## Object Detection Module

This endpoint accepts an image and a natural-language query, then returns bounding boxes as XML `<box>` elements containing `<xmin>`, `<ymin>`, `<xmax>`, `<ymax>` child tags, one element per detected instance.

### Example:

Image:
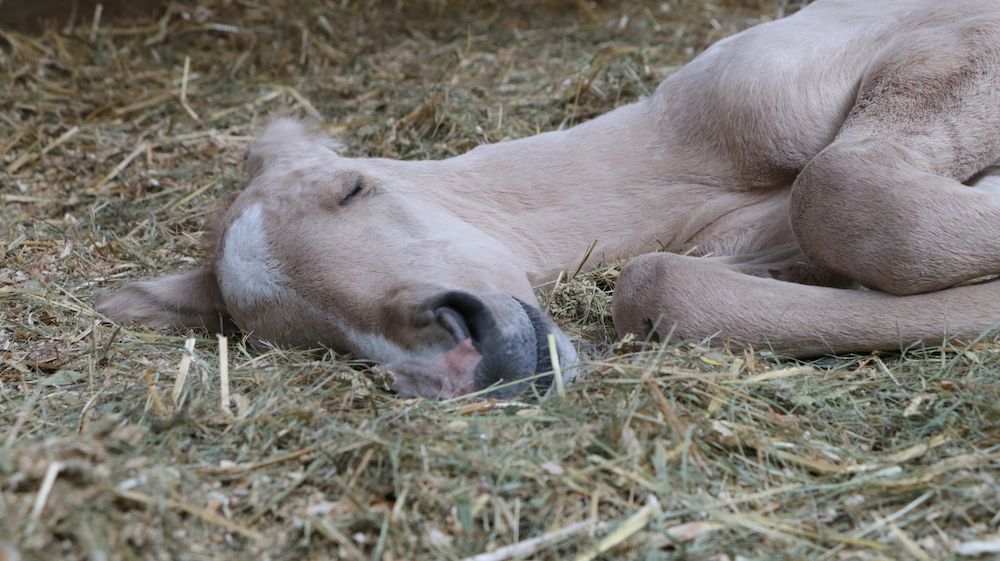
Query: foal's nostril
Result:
<box><xmin>432</xmin><ymin>291</ymin><xmax>492</xmax><ymax>344</ymax></box>
<box><xmin>435</xmin><ymin>307</ymin><xmax>472</xmax><ymax>342</ymax></box>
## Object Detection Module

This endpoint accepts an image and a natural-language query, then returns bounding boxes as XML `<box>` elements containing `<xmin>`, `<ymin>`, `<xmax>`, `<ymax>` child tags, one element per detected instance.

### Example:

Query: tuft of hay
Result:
<box><xmin>3</xmin><ymin>1</ymin><xmax>1000</xmax><ymax>559</ymax></box>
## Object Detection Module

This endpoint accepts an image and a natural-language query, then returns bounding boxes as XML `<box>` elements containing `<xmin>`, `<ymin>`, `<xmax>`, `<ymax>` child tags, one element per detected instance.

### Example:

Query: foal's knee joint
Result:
<box><xmin>613</xmin><ymin>253</ymin><xmax>700</xmax><ymax>342</ymax></box>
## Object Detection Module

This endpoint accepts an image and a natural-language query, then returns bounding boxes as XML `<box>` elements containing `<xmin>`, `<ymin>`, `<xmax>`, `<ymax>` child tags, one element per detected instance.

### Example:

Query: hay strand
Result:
<box><xmin>574</xmin><ymin>497</ymin><xmax>661</xmax><ymax>561</ymax></box>
<box><xmin>547</xmin><ymin>333</ymin><xmax>565</xmax><ymax>399</ymax></box>
<box><xmin>89</xmin><ymin>141</ymin><xmax>150</xmax><ymax>192</ymax></box>
<box><xmin>218</xmin><ymin>334</ymin><xmax>231</xmax><ymax>416</ymax></box>
<box><xmin>25</xmin><ymin>461</ymin><xmax>62</xmax><ymax>535</ymax></box>
<box><xmin>172</xmin><ymin>337</ymin><xmax>195</xmax><ymax>405</ymax></box>
<box><xmin>462</xmin><ymin>518</ymin><xmax>607</xmax><ymax>561</ymax></box>
<box><xmin>115</xmin><ymin>489</ymin><xmax>267</xmax><ymax>543</ymax></box>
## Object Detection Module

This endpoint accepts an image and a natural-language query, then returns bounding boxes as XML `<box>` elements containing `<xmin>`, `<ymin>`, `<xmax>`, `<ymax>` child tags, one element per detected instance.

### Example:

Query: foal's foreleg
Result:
<box><xmin>612</xmin><ymin>252</ymin><xmax>1000</xmax><ymax>357</ymax></box>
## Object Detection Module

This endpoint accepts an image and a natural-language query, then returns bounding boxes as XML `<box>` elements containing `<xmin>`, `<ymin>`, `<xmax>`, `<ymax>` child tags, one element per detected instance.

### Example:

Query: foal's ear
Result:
<box><xmin>245</xmin><ymin>118</ymin><xmax>343</xmax><ymax>179</ymax></box>
<box><xmin>96</xmin><ymin>267</ymin><xmax>233</xmax><ymax>332</ymax></box>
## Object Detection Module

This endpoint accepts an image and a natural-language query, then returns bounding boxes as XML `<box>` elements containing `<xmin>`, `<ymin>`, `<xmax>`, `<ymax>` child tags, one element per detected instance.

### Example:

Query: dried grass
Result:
<box><xmin>3</xmin><ymin>1</ymin><xmax>1000</xmax><ymax>559</ymax></box>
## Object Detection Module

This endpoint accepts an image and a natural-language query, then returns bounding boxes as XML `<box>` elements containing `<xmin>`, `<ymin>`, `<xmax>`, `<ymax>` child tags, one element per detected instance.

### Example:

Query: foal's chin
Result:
<box><xmin>378</xmin><ymin>292</ymin><xmax>577</xmax><ymax>400</ymax></box>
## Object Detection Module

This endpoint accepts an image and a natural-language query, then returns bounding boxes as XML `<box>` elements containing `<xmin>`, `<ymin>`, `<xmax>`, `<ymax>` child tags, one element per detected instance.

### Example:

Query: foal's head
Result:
<box><xmin>97</xmin><ymin>119</ymin><xmax>576</xmax><ymax>398</ymax></box>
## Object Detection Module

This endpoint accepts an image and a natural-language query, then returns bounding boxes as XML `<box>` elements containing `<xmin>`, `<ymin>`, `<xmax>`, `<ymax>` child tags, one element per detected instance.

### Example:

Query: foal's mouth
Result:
<box><xmin>384</xmin><ymin>292</ymin><xmax>576</xmax><ymax>399</ymax></box>
<box><xmin>465</xmin><ymin>294</ymin><xmax>576</xmax><ymax>399</ymax></box>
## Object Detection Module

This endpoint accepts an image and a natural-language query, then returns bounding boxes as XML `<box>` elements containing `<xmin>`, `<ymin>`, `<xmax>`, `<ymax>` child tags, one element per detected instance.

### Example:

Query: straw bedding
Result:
<box><xmin>2</xmin><ymin>1</ymin><xmax>999</xmax><ymax>559</ymax></box>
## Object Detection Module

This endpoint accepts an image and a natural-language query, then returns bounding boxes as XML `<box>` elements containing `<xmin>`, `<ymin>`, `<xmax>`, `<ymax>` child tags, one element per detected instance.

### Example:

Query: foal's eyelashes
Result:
<box><xmin>340</xmin><ymin>177</ymin><xmax>365</xmax><ymax>206</ymax></box>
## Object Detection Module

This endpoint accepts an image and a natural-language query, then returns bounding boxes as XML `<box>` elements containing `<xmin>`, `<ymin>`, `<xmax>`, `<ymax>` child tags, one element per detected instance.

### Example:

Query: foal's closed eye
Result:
<box><xmin>340</xmin><ymin>179</ymin><xmax>365</xmax><ymax>206</ymax></box>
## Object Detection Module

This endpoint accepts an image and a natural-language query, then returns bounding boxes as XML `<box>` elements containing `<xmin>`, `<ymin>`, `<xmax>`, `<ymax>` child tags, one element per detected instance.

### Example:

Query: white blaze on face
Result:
<box><xmin>218</xmin><ymin>203</ymin><xmax>290</xmax><ymax>308</ymax></box>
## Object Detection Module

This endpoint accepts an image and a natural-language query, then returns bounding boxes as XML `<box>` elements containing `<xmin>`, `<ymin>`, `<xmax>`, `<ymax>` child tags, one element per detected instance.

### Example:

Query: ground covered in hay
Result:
<box><xmin>3</xmin><ymin>0</ymin><xmax>1000</xmax><ymax>559</ymax></box>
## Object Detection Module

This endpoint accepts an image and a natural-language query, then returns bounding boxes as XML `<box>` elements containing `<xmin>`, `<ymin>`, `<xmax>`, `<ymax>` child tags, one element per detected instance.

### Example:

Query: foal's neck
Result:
<box><xmin>363</xmin><ymin>95</ymin><xmax>755</xmax><ymax>283</ymax></box>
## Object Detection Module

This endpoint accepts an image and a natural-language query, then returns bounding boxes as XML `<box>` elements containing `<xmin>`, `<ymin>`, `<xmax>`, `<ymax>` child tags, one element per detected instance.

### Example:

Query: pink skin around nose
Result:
<box><xmin>386</xmin><ymin>338</ymin><xmax>483</xmax><ymax>399</ymax></box>
<box><xmin>440</xmin><ymin>338</ymin><xmax>482</xmax><ymax>397</ymax></box>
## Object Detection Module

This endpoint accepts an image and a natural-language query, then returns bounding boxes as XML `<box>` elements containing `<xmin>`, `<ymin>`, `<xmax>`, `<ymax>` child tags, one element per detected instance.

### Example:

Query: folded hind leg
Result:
<box><xmin>791</xmin><ymin>22</ymin><xmax>1000</xmax><ymax>296</ymax></box>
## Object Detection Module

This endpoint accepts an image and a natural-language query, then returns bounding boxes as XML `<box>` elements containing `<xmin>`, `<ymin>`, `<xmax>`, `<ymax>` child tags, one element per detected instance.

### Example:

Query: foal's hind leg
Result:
<box><xmin>614</xmin><ymin>23</ymin><xmax>1000</xmax><ymax>356</ymax></box>
<box><xmin>791</xmin><ymin>23</ymin><xmax>1000</xmax><ymax>296</ymax></box>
